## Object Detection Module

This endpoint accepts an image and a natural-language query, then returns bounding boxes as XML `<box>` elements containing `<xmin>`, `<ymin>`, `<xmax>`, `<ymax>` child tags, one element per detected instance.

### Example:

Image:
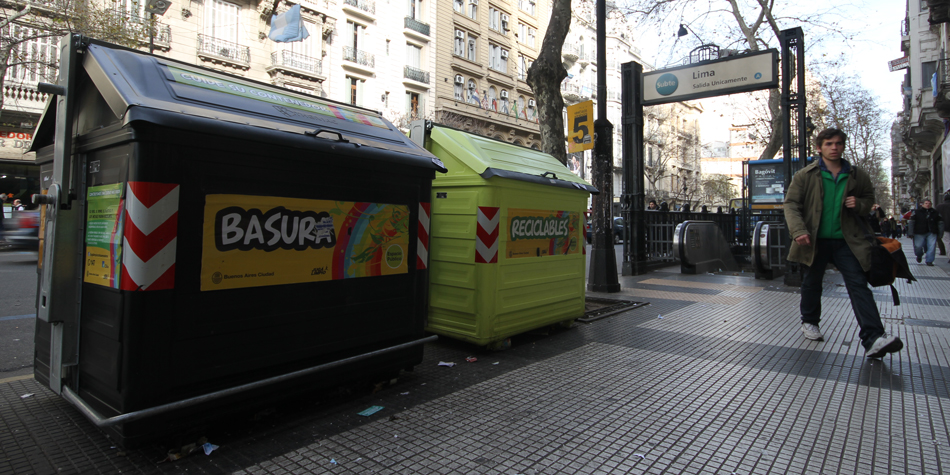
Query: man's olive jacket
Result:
<box><xmin>783</xmin><ymin>160</ymin><xmax>875</xmax><ymax>271</ymax></box>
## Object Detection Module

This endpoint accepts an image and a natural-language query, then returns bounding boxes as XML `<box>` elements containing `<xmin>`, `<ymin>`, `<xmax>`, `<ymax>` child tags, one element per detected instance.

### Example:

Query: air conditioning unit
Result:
<box><xmin>501</xmin><ymin>13</ymin><xmax>509</xmax><ymax>22</ymax></box>
<box><xmin>500</xmin><ymin>50</ymin><xmax>508</xmax><ymax>59</ymax></box>
<box><xmin>528</xmin><ymin>99</ymin><xmax>535</xmax><ymax>107</ymax></box>
<box><xmin>470</xmin><ymin>0</ymin><xmax>477</xmax><ymax>4</ymax></box>
<box><xmin>455</xmin><ymin>74</ymin><xmax>464</xmax><ymax>84</ymax></box>
<box><xmin>500</xmin><ymin>90</ymin><xmax>509</xmax><ymax>99</ymax></box>
<box><xmin>456</xmin><ymin>31</ymin><xmax>465</xmax><ymax>39</ymax></box>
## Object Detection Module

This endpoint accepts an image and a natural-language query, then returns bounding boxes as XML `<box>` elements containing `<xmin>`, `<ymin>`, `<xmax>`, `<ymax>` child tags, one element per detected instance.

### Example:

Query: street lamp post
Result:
<box><xmin>587</xmin><ymin>0</ymin><xmax>620</xmax><ymax>292</ymax></box>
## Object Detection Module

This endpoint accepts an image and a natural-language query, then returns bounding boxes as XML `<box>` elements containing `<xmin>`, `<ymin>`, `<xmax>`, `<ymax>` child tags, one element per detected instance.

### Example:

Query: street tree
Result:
<box><xmin>525</xmin><ymin>0</ymin><xmax>571</xmax><ymax>164</ymax></box>
<box><xmin>701</xmin><ymin>173</ymin><xmax>737</xmax><ymax>207</ymax></box>
<box><xmin>814</xmin><ymin>69</ymin><xmax>893</xmax><ymax>212</ymax></box>
<box><xmin>0</xmin><ymin>0</ymin><xmax>151</xmax><ymax>114</ymax></box>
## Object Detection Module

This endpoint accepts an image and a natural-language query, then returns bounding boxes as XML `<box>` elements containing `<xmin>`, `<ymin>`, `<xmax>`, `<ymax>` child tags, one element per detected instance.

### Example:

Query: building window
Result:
<box><xmin>407</xmin><ymin>43</ymin><xmax>422</xmax><ymax>69</ymax></box>
<box><xmin>454</xmin><ymin>0</ymin><xmax>462</xmax><ymax>13</ymax></box>
<box><xmin>518</xmin><ymin>55</ymin><xmax>533</xmax><ymax>81</ymax></box>
<box><xmin>518</xmin><ymin>0</ymin><xmax>535</xmax><ymax>16</ymax></box>
<box><xmin>386</xmin><ymin>39</ymin><xmax>390</xmax><ymax>56</ymax></box>
<box><xmin>346</xmin><ymin>20</ymin><xmax>365</xmax><ymax>51</ymax></box>
<box><xmin>922</xmin><ymin>61</ymin><xmax>937</xmax><ymax>89</ymax></box>
<box><xmin>488</xmin><ymin>86</ymin><xmax>497</xmax><ymax>110</ymax></box>
<box><xmin>406</xmin><ymin>91</ymin><xmax>424</xmax><ymax>118</ymax></box>
<box><xmin>489</xmin><ymin>7</ymin><xmax>500</xmax><ymax>31</ymax></box>
<box><xmin>468</xmin><ymin>35</ymin><xmax>477</xmax><ymax>62</ymax></box>
<box><xmin>116</xmin><ymin>0</ymin><xmax>145</xmax><ymax>21</ymax></box>
<box><xmin>347</xmin><ymin>76</ymin><xmax>365</xmax><ymax>106</ymax></box>
<box><xmin>468</xmin><ymin>0</ymin><xmax>477</xmax><ymax>19</ymax></box>
<box><xmin>467</xmin><ymin>79</ymin><xmax>479</xmax><ymax>105</ymax></box>
<box><xmin>518</xmin><ymin>24</ymin><xmax>535</xmax><ymax>47</ymax></box>
<box><xmin>455</xmin><ymin>29</ymin><xmax>465</xmax><ymax>56</ymax></box>
<box><xmin>205</xmin><ymin>0</ymin><xmax>240</xmax><ymax>43</ymax></box>
<box><xmin>408</xmin><ymin>0</ymin><xmax>422</xmax><ymax>20</ymax></box>
<box><xmin>489</xmin><ymin>44</ymin><xmax>508</xmax><ymax>73</ymax></box>
<box><xmin>500</xmin><ymin>89</ymin><xmax>510</xmax><ymax>113</ymax></box>
<box><xmin>454</xmin><ymin>75</ymin><xmax>465</xmax><ymax>100</ymax></box>
<box><xmin>2</xmin><ymin>26</ymin><xmax>57</xmax><ymax>84</ymax></box>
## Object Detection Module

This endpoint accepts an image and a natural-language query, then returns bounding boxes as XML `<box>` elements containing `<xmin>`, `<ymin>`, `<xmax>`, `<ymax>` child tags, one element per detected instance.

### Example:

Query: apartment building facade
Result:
<box><xmin>896</xmin><ymin>0</ymin><xmax>950</xmax><ymax>209</ymax></box>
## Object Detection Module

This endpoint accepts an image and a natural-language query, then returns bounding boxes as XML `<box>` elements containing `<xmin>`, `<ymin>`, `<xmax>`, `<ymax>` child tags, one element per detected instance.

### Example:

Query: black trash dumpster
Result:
<box><xmin>30</xmin><ymin>36</ymin><xmax>446</xmax><ymax>447</ymax></box>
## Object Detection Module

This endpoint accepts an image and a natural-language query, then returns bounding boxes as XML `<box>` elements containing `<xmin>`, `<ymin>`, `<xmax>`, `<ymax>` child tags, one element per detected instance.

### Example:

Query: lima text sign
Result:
<box><xmin>641</xmin><ymin>50</ymin><xmax>779</xmax><ymax>106</ymax></box>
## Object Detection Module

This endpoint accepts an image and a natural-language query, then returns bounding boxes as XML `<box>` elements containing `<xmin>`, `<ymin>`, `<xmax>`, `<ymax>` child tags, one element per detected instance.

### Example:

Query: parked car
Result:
<box><xmin>4</xmin><ymin>209</ymin><xmax>39</xmax><ymax>250</ymax></box>
<box><xmin>586</xmin><ymin>217</ymin><xmax>624</xmax><ymax>244</ymax></box>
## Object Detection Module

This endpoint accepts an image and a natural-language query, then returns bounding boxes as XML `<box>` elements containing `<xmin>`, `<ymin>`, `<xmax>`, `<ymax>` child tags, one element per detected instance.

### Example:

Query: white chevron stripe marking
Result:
<box><xmin>418</xmin><ymin>204</ymin><xmax>430</xmax><ymax>230</ymax></box>
<box><xmin>123</xmin><ymin>237</ymin><xmax>177</xmax><ymax>289</ymax></box>
<box><xmin>125</xmin><ymin>185</ymin><xmax>180</xmax><ymax>235</ymax></box>
<box><xmin>477</xmin><ymin>210</ymin><xmax>499</xmax><ymax>233</ymax></box>
<box><xmin>475</xmin><ymin>239</ymin><xmax>497</xmax><ymax>262</ymax></box>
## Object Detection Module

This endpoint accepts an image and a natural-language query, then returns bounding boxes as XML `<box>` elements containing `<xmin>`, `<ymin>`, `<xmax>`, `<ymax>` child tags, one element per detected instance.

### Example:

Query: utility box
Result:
<box><xmin>409</xmin><ymin>121</ymin><xmax>597</xmax><ymax>347</ymax></box>
<box><xmin>30</xmin><ymin>37</ymin><xmax>445</xmax><ymax>447</ymax></box>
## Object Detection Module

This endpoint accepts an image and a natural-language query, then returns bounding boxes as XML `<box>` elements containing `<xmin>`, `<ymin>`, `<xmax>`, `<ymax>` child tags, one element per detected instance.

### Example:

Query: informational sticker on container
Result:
<box><xmin>84</xmin><ymin>183</ymin><xmax>125</xmax><ymax>288</ymax></box>
<box><xmin>506</xmin><ymin>209</ymin><xmax>580</xmax><ymax>259</ymax></box>
<box><xmin>201</xmin><ymin>195</ymin><xmax>410</xmax><ymax>291</ymax></box>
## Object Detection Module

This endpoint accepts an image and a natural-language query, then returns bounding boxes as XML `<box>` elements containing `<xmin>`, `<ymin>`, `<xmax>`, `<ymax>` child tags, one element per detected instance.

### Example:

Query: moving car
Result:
<box><xmin>3</xmin><ymin>209</ymin><xmax>39</xmax><ymax>250</ymax></box>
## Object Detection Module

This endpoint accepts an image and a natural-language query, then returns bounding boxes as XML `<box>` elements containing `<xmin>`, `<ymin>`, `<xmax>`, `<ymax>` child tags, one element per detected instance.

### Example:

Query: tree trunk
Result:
<box><xmin>758</xmin><ymin>89</ymin><xmax>782</xmax><ymax>160</ymax></box>
<box><xmin>526</xmin><ymin>0</ymin><xmax>571</xmax><ymax>164</ymax></box>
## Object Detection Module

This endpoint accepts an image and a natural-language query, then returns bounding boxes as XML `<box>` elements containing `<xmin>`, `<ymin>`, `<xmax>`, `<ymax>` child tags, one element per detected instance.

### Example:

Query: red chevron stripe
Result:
<box><xmin>128</xmin><ymin>181</ymin><xmax>179</xmax><ymax>208</ymax></box>
<box><xmin>123</xmin><ymin>210</ymin><xmax>178</xmax><ymax>262</ymax></box>
<box><xmin>476</xmin><ymin>224</ymin><xmax>497</xmax><ymax>245</ymax></box>
<box><xmin>418</xmin><ymin>222</ymin><xmax>429</xmax><ymax>249</ymax></box>
<box><xmin>478</xmin><ymin>206</ymin><xmax>499</xmax><ymax>221</ymax></box>
<box><xmin>147</xmin><ymin>264</ymin><xmax>176</xmax><ymax>290</ymax></box>
<box><xmin>119</xmin><ymin>263</ymin><xmax>138</xmax><ymax>291</ymax></box>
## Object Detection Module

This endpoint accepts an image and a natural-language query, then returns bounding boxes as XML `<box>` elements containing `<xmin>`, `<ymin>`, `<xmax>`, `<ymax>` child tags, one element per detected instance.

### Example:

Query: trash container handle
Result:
<box><xmin>305</xmin><ymin>129</ymin><xmax>350</xmax><ymax>143</ymax></box>
<box><xmin>541</xmin><ymin>171</ymin><xmax>558</xmax><ymax>179</ymax></box>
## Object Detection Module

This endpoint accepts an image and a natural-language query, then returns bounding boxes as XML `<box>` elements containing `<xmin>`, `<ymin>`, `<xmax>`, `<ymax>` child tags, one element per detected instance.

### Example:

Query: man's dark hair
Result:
<box><xmin>814</xmin><ymin>128</ymin><xmax>848</xmax><ymax>149</ymax></box>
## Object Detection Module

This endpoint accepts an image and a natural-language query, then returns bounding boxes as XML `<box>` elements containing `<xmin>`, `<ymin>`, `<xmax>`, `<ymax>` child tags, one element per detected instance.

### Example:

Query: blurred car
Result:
<box><xmin>4</xmin><ymin>209</ymin><xmax>40</xmax><ymax>250</ymax></box>
<box><xmin>586</xmin><ymin>217</ymin><xmax>624</xmax><ymax>244</ymax></box>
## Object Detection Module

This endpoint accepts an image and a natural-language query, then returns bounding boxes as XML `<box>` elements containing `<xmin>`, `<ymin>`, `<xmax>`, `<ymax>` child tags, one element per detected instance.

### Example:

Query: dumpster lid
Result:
<box><xmin>427</xmin><ymin>124</ymin><xmax>597</xmax><ymax>193</ymax></box>
<box><xmin>30</xmin><ymin>39</ymin><xmax>446</xmax><ymax>173</ymax></box>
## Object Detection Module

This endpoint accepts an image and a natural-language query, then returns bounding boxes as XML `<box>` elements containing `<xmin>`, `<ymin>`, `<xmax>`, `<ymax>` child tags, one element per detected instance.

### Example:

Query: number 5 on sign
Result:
<box><xmin>567</xmin><ymin>100</ymin><xmax>594</xmax><ymax>153</ymax></box>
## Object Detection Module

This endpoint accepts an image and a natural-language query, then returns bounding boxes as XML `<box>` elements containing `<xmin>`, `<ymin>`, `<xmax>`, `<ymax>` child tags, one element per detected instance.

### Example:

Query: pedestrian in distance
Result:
<box><xmin>907</xmin><ymin>199</ymin><xmax>944</xmax><ymax>266</ymax></box>
<box><xmin>647</xmin><ymin>200</ymin><xmax>658</xmax><ymax>210</ymax></box>
<box><xmin>937</xmin><ymin>192</ymin><xmax>950</xmax><ymax>264</ymax></box>
<box><xmin>784</xmin><ymin>127</ymin><xmax>903</xmax><ymax>358</ymax></box>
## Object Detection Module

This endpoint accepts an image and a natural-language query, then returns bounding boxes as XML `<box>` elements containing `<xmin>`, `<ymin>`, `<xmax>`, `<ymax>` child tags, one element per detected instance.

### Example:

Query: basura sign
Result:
<box><xmin>641</xmin><ymin>50</ymin><xmax>779</xmax><ymax>106</ymax></box>
<box><xmin>201</xmin><ymin>195</ymin><xmax>410</xmax><ymax>291</ymax></box>
<box><xmin>506</xmin><ymin>209</ymin><xmax>581</xmax><ymax>259</ymax></box>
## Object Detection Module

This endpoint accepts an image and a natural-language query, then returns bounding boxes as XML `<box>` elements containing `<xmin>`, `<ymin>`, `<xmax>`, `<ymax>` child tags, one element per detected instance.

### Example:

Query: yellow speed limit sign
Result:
<box><xmin>567</xmin><ymin>100</ymin><xmax>593</xmax><ymax>153</ymax></box>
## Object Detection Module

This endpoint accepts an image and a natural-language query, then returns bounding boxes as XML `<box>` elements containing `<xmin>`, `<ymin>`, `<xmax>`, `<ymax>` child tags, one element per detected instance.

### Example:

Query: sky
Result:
<box><xmin>626</xmin><ymin>0</ymin><xmax>906</xmax><ymax>144</ymax></box>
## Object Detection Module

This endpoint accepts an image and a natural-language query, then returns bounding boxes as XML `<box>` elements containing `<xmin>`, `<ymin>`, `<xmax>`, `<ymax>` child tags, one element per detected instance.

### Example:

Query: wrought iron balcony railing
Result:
<box><xmin>343</xmin><ymin>46</ymin><xmax>375</xmax><ymax>68</ymax></box>
<box><xmin>343</xmin><ymin>0</ymin><xmax>375</xmax><ymax>14</ymax></box>
<box><xmin>150</xmin><ymin>23</ymin><xmax>171</xmax><ymax>46</ymax></box>
<box><xmin>404</xmin><ymin>65</ymin><xmax>429</xmax><ymax>84</ymax></box>
<box><xmin>404</xmin><ymin>16</ymin><xmax>430</xmax><ymax>36</ymax></box>
<box><xmin>271</xmin><ymin>50</ymin><xmax>322</xmax><ymax>76</ymax></box>
<box><xmin>197</xmin><ymin>34</ymin><xmax>250</xmax><ymax>66</ymax></box>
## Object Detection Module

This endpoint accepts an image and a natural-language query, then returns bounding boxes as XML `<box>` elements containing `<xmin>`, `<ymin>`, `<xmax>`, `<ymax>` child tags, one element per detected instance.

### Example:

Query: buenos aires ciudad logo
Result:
<box><xmin>655</xmin><ymin>73</ymin><xmax>678</xmax><ymax>96</ymax></box>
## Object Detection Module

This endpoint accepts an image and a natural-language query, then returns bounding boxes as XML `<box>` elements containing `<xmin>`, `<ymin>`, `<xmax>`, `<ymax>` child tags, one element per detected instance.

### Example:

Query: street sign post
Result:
<box><xmin>567</xmin><ymin>100</ymin><xmax>593</xmax><ymax>153</ymax></box>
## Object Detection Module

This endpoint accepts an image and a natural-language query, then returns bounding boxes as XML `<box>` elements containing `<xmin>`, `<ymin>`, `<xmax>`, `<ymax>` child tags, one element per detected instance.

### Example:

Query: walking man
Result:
<box><xmin>907</xmin><ymin>199</ymin><xmax>943</xmax><ymax>266</ymax></box>
<box><xmin>784</xmin><ymin>128</ymin><xmax>902</xmax><ymax>358</ymax></box>
<box><xmin>935</xmin><ymin>192</ymin><xmax>950</xmax><ymax>264</ymax></box>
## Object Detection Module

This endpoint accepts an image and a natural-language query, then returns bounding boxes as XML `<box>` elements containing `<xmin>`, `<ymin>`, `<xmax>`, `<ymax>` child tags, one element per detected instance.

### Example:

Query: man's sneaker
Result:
<box><xmin>866</xmin><ymin>334</ymin><xmax>903</xmax><ymax>358</ymax></box>
<box><xmin>927</xmin><ymin>262</ymin><xmax>934</xmax><ymax>266</ymax></box>
<box><xmin>917</xmin><ymin>255</ymin><xmax>923</xmax><ymax>263</ymax></box>
<box><xmin>802</xmin><ymin>323</ymin><xmax>824</xmax><ymax>341</ymax></box>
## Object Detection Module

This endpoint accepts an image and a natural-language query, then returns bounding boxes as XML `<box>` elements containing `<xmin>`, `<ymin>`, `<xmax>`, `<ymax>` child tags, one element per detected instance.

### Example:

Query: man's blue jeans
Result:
<box><xmin>913</xmin><ymin>233</ymin><xmax>937</xmax><ymax>264</ymax></box>
<box><xmin>800</xmin><ymin>239</ymin><xmax>885</xmax><ymax>350</ymax></box>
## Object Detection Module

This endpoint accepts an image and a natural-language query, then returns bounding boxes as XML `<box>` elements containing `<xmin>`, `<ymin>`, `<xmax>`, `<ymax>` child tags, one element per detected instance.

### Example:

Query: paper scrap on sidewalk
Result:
<box><xmin>400</xmin><ymin>392</ymin><xmax>409</xmax><ymax>395</ymax></box>
<box><xmin>657</xmin><ymin>314</ymin><xmax>663</xmax><ymax>319</ymax></box>
<box><xmin>330</xmin><ymin>458</ymin><xmax>338</xmax><ymax>465</ymax></box>
<box><xmin>465</xmin><ymin>356</ymin><xmax>477</xmax><ymax>363</ymax></box>
<box><xmin>438</xmin><ymin>361</ymin><xmax>456</xmax><ymax>367</ymax></box>
<box><xmin>634</xmin><ymin>454</ymin><xmax>645</xmax><ymax>459</ymax></box>
<box><xmin>357</xmin><ymin>406</ymin><xmax>384</xmax><ymax>416</ymax></box>
<box><xmin>20</xmin><ymin>393</ymin><xmax>33</xmax><ymax>399</ymax></box>
<box><xmin>492</xmin><ymin>362</ymin><xmax>499</xmax><ymax>365</ymax></box>
<box><xmin>202</xmin><ymin>443</ymin><xmax>219</xmax><ymax>455</ymax></box>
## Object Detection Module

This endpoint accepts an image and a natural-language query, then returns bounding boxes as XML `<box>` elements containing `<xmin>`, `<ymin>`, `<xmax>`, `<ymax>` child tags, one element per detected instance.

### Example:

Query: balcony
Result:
<box><xmin>267</xmin><ymin>50</ymin><xmax>325</xmax><ymax>83</ymax></box>
<box><xmin>197</xmin><ymin>34</ymin><xmax>250</xmax><ymax>70</ymax></box>
<box><xmin>403</xmin><ymin>65</ymin><xmax>430</xmax><ymax>84</ymax></box>
<box><xmin>404</xmin><ymin>16</ymin><xmax>430</xmax><ymax>37</ymax></box>
<box><xmin>2</xmin><ymin>82</ymin><xmax>49</xmax><ymax>116</ymax></box>
<box><xmin>927</xmin><ymin>0</ymin><xmax>950</xmax><ymax>24</ymax></box>
<box><xmin>342</xmin><ymin>46</ymin><xmax>375</xmax><ymax>73</ymax></box>
<box><xmin>560</xmin><ymin>81</ymin><xmax>591</xmax><ymax>104</ymax></box>
<box><xmin>932</xmin><ymin>58</ymin><xmax>950</xmax><ymax>117</ymax></box>
<box><xmin>343</xmin><ymin>0</ymin><xmax>375</xmax><ymax>19</ymax></box>
<box><xmin>562</xmin><ymin>44</ymin><xmax>579</xmax><ymax>62</ymax></box>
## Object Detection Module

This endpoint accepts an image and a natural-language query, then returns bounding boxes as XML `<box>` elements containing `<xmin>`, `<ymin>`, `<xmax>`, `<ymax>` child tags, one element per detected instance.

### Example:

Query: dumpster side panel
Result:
<box><xmin>70</xmin><ymin>126</ymin><xmax>434</xmax><ymax>446</ymax></box>
<box><xmin>427</xmin><ymin>184</ymin><xmax>480</xmax><ymax>340</ymax></box>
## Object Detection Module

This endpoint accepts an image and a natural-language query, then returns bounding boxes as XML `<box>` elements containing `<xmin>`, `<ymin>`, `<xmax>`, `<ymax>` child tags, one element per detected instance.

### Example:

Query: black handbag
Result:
<box><xmin>857</xmin><ymin>215</ymin><xmax>916</xmax><ymax>305</ymax></box>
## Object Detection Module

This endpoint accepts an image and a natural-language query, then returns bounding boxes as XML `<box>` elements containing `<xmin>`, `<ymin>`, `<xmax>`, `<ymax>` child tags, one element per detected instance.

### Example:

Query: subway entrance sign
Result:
<box><xmin>641</xmin><ymin>49</ymin><xmax>779</xmax><ymax>106</ymax></box>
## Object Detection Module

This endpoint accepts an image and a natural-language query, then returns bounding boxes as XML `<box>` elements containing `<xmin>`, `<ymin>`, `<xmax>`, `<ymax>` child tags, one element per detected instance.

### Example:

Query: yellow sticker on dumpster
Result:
<box><xmin>505</xmin><ymin>209</ymin><xmax>581</xmax><ymax>259</ymax></box>
<box><xmin>201</xmin><ymin>195</ymin><xmax>410</xmax><ymax>291</ymax></box>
